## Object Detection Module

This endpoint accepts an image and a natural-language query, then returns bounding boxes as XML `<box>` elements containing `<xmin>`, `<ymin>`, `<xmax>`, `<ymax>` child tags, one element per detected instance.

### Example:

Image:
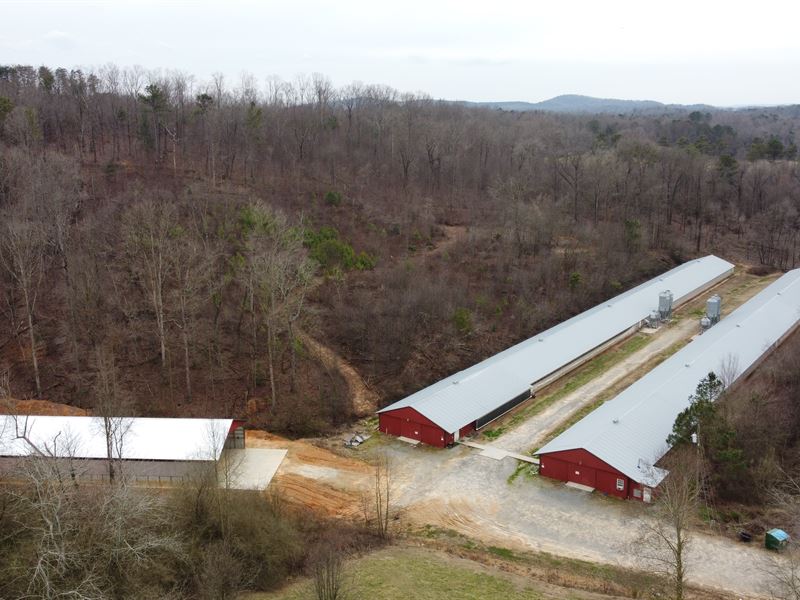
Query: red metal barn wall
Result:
<box><xmin>539</xmin><ymin>448</ymin><xmax>639</xmax><ymax>500</ymax></box>
<box><xmin>378</xmin><ymin>407</ymin><xmax>452</xmax><ymax>447</ymax></box>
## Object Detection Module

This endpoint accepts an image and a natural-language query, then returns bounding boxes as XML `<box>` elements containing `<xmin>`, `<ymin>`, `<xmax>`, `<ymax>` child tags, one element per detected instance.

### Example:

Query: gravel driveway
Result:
<box><xmin>383</xmin><ymin>441</ymin><xmax>777</xmax><ymax>598</ymax></box>
<box><xmin>314</xmin><ymin>272</ymin><xmax>785</xmax><ymax>597</ymax></box>
<box><xmin>487</xmin><ymin>318</ymin><xmax>699</xmax><ymax>455</ymax></box>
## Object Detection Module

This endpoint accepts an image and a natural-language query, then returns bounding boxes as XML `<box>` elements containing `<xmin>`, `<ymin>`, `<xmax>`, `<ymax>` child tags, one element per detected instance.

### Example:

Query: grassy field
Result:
<box><xmin>245</xmin><ymin>546</ymin><xmax>622</xmax><ymax>600</ymax></box>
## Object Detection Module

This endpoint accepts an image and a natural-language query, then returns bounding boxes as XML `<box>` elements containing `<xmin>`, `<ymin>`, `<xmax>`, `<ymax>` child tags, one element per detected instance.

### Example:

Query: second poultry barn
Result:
<box><xmin>536</xmin><ymin>268</ymin><xmax>800</xmax><ymax>500</ymax></box>
<box><xmin>378</xmin><ymin>256</ymin><xmax>734</xmax><ymax>447</ymax></box>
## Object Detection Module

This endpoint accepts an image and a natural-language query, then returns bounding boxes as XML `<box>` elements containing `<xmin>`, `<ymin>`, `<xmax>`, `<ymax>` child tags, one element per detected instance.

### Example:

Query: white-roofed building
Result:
<box><xmin>536</xmin><ymin>269</ymin><xmax>800</xmax><ymax>501</ymax></box>
<box><xmin>0</xmin><ymin>415</ymin><xmax>245</xmax><ymax>483</ymax></box>
<box><xmin>378</xmin><ymin>256</ymin><xmax>734</xmax><ymax>447</ymax></box>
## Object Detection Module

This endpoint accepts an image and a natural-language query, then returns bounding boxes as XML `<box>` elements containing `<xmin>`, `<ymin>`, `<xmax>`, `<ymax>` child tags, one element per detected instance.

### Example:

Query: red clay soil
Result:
<box><xmin>247</xmin><ymin>430</ymin><xmax>371</xmax><ymax>518</ymax></box>
<box><xmin>3</xmin><ymin>398</ymin><xmax>89</xmax><ymax>416</ymax></box>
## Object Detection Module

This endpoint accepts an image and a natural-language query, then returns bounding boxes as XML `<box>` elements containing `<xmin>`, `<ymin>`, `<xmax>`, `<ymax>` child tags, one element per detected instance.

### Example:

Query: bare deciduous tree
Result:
<box><xmin>637</xmin><ymin>449</ymin><xmax>702</xmax><ymax>600</ymax></box>
<box><xmin>763</xmin><ymin>543</ymin><xmax>800</xmax><ymax>600</ymax></box>
<box><xmin>0</xmin><ymin>215</ymin><xmax>47</xmax><ymax>397</ymax></box>
<box><xmin>122</xmin><ymin>198</ymin><xmax>176</xmax><ymax>369</ymax></box>
<box><xmin>362</xmin><ymin>453</ymin><xmax>392</xmax><ymax>540</ymax></box>
<box><xmin>718</xmin><ymin>353</ymin><xmax>741</xmax><ymax>389</ymax></box>
<box><xmin>92</xmin><ymin>344</ymin><xmax>133</xmax><ymax>482</ymax></box>
<box><xmin>313</xmin><ymin>541</ymin><xmax>347</xmax><ymax>600</ymax></box>
<box><xmin>9</xmin><ymin>450</ymin><xmax>183</xmax><ymax>599</ymax></box>
<box><xmin>168</xmin><ymin>228</ymin><xmax>212</xmax><ymax>402</ymax></box>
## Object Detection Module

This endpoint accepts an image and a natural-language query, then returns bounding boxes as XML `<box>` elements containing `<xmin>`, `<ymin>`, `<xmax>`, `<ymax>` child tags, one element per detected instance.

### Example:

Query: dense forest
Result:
<box><xmin>1</xmin><ymin>64</ymin><xmax>800</xmax><ymax>437</ymax></box>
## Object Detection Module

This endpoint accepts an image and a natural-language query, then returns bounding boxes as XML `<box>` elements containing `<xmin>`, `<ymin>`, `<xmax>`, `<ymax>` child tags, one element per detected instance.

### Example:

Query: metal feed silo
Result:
<box><xmin>658</xmin><ymin>290</ymin><xmax>673</xmax><ymax>320</ymax></box>
<box><xmin>706</xmin><ymin>294</ymin><xmax>722</xmax><ymax>324</ymax></box>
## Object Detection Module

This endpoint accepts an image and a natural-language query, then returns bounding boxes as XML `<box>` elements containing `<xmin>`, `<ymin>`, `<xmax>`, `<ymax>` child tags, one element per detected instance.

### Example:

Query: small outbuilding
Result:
<box><xmin>766</xmin><ymin>529</ymin><xmax>790</xmax><ymax>551</ymax></box>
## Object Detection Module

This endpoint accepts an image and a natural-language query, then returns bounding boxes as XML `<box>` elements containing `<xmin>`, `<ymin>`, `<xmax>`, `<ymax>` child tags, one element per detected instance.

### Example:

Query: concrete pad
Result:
<box><xmin>565</xmin><ymin>481</ymin><xmax>594</xmax><ymax>493</ymax></box>
<box><xmin>459</xmin><ymin>441</ymin><xmax>538</xmax><ymax>463</ymax></box>
<box><xmin>397</xmin><ymin>436</ymin><xmax>420</xmax><ymax>445</ymax></box>
<box><xmin>507</xmin><ymin>452</ymin><xmax>540</xmax><ymax>465</ymax></box>
<box><xmin>221</xmin><ymin>448</ymin><xmax>287</xmax><ymax>490</ymax></box>
<box><xmin>479</xmin><ymin>446</ymin><xmax>508</xmax><ymax>460</ymax></box>
<box><xmin>458</xmin><ymin>441</ymin><xmax>485</xmax><ymax>450</ymax></box>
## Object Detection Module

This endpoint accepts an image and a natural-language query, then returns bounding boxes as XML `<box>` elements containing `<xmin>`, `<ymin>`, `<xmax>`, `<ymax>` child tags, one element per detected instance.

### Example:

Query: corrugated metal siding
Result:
<box><xmin>379</xmin><ymin>255</ymin><xmax>734</xmax><ymax>434</ymax></box>
<box><xmin>539</xmin><ymin>448</ymin><xmax>630</xmax><ymax>499</ymax></box>
<box><xmin>378</xmin><ymin>407</ymin><xmax>450</xmax><ymax>447</ymax></box>
<box><xmin>0</xmin><ymin>456</ymin><xmax>210</xmax><ymax>482</ymax></box>
<box><xmin>537</xmin><ymin>268</ymin><xmax>800</xmax><ymax>487</ymax></box>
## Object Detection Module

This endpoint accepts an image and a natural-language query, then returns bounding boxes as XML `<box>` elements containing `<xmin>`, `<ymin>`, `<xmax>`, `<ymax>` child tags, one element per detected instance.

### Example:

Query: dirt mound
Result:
<box><xmin>3</xmin><ymin>399</ymin><xmax>88</xmax><ymax>416</ymax></box>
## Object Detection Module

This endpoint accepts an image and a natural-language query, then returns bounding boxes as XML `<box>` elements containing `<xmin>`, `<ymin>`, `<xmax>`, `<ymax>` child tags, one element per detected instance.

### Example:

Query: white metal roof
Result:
<box><xmin>537</xmin><ymin>269</ymin><xmax>800</xmax><ymax>486</ymax></box>
<box><xmin>0</xmin><ymin>416</ymin><xmax>235</xmax><ymax>461</ymax></box>
<box><xmin>379</xmin><ymin>255</ymin><xmax>734</xmax><ymax>433</ymax></box>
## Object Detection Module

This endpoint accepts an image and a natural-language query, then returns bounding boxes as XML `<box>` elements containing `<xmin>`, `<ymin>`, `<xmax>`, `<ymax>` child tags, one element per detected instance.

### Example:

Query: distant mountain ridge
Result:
<box><xmin>458</xmin><ymin>94</ymin><xmax>718</xmax><ymax>114</ymax></box>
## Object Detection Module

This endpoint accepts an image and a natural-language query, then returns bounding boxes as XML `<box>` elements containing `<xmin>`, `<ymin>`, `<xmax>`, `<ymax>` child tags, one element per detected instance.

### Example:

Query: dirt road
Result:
<box><xmin>296</xmin><ymin>330</ymin><xmax>379</xmax><ymax>417</ymax></box>
<box><xmin>383</xmin><ymin>442</ymin><xmax>777</xmax><ymax>598</ymax></box>
<box><xmin>488</xmin><ymin>321</ymin><xmax>695</xmax><ymax>455</ymax></box>
<box><xmin>485</xmin><ymin>269</ymin><xmax>779</xmax><ymax>456</ymax></box>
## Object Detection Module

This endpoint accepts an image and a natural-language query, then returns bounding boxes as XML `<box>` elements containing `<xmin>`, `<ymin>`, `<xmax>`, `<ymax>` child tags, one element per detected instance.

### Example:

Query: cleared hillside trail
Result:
<box><xmin>297</xmin><ymin>223</ymin><xmax>467</xmax><ymax>417</ymax></box>
<box><xmin>424</xmin><ymin>225</ymin><xmax>468</xmax><ymax>258</ymax></box>
<box><xmin>296</xmin><ymin>329</ymin><xmax>379</xmax><ymax>417</ymax></box>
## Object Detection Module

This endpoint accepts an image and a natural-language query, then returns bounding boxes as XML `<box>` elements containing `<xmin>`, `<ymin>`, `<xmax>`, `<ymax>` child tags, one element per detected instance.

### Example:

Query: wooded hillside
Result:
<box><xmin>1</xmin><ymin>64</ymin><xmax>799</xmax><ymax>434</ymax></box>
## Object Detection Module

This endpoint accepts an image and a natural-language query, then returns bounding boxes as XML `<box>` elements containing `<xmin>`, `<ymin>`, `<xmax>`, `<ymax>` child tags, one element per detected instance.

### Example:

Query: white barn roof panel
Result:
<box><xmin>0</xmin><ymin>416</ymin><xmax>235</xmax><ymax>462</ymax></box>
<box><xmin>380</xmin><ymin>256</ymin><xmax>734</xmax><ymax>433</ymax></box>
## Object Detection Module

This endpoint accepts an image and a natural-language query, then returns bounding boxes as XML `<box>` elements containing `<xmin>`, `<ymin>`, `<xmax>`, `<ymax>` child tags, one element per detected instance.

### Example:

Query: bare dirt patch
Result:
<box><xmin>296</xmin><ymin>330</ymin><xmax>378</xmax><ymax>417</ymax></box>
<box><xmin>246</xmin><ymin>430</ymin><xmax>370</xmax><ymax>517</ymax></box>
<box><xmin>3</xmin><ymin>398</ymin><xmax>89</xmax><ymax>416</ymax></box>
<box><xmin>271</xmin><ymin>472</ymin><xmax>364</xmax><ymax>518</ymax></box>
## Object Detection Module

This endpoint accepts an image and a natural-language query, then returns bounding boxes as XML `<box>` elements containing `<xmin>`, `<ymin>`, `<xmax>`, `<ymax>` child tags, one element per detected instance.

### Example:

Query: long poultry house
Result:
<box><xmin>378</xmin><ymin>256</ymin><xmax>734</xmax><ymax>447</ymax></box>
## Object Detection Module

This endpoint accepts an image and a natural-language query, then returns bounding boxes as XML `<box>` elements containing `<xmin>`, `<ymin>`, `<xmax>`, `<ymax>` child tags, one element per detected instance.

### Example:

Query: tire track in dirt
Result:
<box><xmin>272</xmin><ymin>472</ymin><xmax>364</xmax><ymax>518</ymax></box>
<box><xmin>247</xmin><ymin>430</ymin><xmax>371</xmax><ymax>518</ymax></box>
<box><xmin>296</xmin><ymin>330</ymin><xmax>378</xmax><ymax>417</ymax></box>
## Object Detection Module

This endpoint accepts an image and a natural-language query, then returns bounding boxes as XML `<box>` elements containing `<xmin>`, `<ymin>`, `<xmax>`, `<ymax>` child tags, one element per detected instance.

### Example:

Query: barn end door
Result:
<box><xmin>569</xmin><ymin>464</ymin><xmax>597</xmax><ymax>488</ymax></box>
<box><xmin>400</xmin><ymin>420</ymin><xmax>422</xmax><ymax>441</ymax></box>
<box><xmin>380</xmin><ymin>415</ymin><xmax>402</xmax><ymax>436</ymax></box>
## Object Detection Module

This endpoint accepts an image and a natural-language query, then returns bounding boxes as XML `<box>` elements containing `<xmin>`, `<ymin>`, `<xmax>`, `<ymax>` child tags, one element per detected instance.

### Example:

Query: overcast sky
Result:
<box><xmin>2</xmin><ymin>0</ymin><xmax>799</xmax><ymax>106</ymax></box>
